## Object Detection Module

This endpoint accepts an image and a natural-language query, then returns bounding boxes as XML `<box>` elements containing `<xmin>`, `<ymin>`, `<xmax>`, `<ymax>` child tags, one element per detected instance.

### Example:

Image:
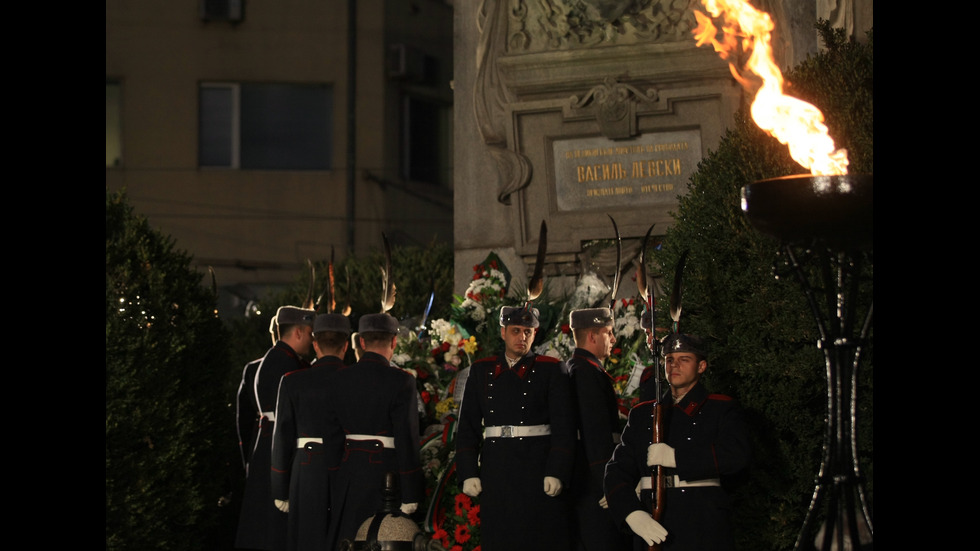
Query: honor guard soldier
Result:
<box><xmin>324</xmin><ymin>313</ymin><xmax>424</xmax><ymax>551</ymax></box>
<box><xmin>270</xmin><ymin>313</ymin><xmax>351</xmax><ymax>551</ymax></box>
<box><xmin>236</xmin><ymin>306</ymin><xmax>315</xmax><ymax>551</ymax></box>
<box><xmin>455</xmin><ymin>305</ymin><xmax>576</xmax><ymax>550</ymax></box>
<box><xmin>566</xmin><ymin>307</ymin><xmax>631</xmax><ymax>551</ymax></box>
<box><xmin>604</xmin><ymin>334</ymin><xmax>750</xmax><ymax>550</ymax></box>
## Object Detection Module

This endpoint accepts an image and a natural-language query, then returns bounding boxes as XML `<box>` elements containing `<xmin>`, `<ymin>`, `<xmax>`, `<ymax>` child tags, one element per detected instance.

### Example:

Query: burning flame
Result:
<box><xmin>693</xmin><ymin>0</ymin><xmax>849</xmax><ymax>176</ymax></box>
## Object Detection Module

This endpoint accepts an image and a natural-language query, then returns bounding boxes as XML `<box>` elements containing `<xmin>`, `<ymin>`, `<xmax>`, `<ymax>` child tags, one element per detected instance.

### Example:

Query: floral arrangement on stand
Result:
<box><xmin>390</xmin><ymin>252</ymin><xmax>654</xmax><ymax>550</ymax></box>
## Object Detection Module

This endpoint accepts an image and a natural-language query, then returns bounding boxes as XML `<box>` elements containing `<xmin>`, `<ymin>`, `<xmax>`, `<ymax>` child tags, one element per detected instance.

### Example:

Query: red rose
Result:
<box><xmin>561</xmin><ymin>323</ymin><xmax>570</xmax><ymax>334</ymax></box>
<box><xmin>421</xmin><ymin>391</ymin><xmax>431</xmax><ymax>403</ymax></box>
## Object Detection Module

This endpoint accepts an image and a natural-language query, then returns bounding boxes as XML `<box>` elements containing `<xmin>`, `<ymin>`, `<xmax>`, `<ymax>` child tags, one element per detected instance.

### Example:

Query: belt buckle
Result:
<box><xmin>500</xmin><ymin>425</ymin><xmax>513</xmax><ymax>438</ymax></box>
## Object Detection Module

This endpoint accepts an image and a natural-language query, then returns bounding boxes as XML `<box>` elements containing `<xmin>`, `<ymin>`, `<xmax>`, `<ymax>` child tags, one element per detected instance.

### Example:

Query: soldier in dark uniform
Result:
<box><xmin>455</xmin><ymin>305</ymin><xmax>576</xmax><ymax>551</ymax></box>
<box><xmin>566</xmin><ymin>307</ymin><xmax>631</xmax><ymax>551</ymax></box>
<box><xmin>270</xmin><ymin>313</ymin><xmax>350</xmax><ymax>551</ymax></box>
<box><xmin>236</xmin><ymin>306</ymin><xmax>315</xmax><ymax>551</ymax></box>
<box><xmin>324</xmin><ymin>313</ymin><xmax>423</xmax><ymax>551</ymax></box>
<box><xmin>604</xmin><ymin>334</ymin><xmax>750</xmax><ymax>551</ymax></box>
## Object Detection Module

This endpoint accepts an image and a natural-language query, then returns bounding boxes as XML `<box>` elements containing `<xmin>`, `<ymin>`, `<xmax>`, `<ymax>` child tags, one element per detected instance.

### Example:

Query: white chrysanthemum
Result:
<box><xmin>616</xmin><ymin>314</ymin><xmax>641</xmax><ymax>337</ymax></box>
<box><xmin>430</xmin><ymin>318</ymin><xmax>455</xmax><ymax>343</ymax></box>
<box><xmin>535</xmin><ymin>332</ymin><xmax>574</xmax><ymax>359</ymax></box>
<box><xmin>571</xmin><ymin>272</ymin><xmax>610</xmax><ymax>309</ymax></box>
<box><xmin>488</xmin><ymin>268</ymin><xmax>508</xmax><ymax>285</ymax></box>
<box><xmin>392</xmin><ymin>352</ymin><xmax>412</xmax><ymax>366</ymax></box>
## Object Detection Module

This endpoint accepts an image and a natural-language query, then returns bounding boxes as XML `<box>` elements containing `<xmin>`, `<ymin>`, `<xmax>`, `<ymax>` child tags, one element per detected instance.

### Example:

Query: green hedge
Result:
<box><xmin>107</xmin><ymin>190</ymin><xmax>234</xmax><ymax>550</ymax></box>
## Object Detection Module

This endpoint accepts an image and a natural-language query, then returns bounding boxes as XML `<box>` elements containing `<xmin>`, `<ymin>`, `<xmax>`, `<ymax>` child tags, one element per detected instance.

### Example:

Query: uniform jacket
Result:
<box><xmin>604</xmin><ymin>382</ymin><xmax>750</xmax><ymax>551</ymax></box>
<box><xmin>270</xmin><ymin>355</ymin><xmax>346</xmax><ymax>551</ymax></box>
<box><xmin>235</xmin><ymin>341</ymin><xmax>309</xmax><ymax>551</ymax></box>
<box><xmin>323</xmin><ymin>351</ymin><xmax>423</xmax><ymax>550</ymax></box>
<box><xmin>455</xmin><ymin>350</ymin><xmax>576</xmax><ymax>550</ymax></box>
<box><xmin>236</xmin><ymin>358</ymin><xmax>263</xmax><ymax>470</ymax></box>
<box><xmin>568</xmin><ymin>348</ymin><xmax>621</xmax><ymax>496</ymax></box>
<box><xmin>567</xmin><ymin>348</ymin><xmax>630</xmax><ymax>551</ymax></box>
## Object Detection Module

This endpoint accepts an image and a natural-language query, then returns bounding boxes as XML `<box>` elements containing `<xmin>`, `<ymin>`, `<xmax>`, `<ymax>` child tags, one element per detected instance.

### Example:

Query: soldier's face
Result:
<box><xmin>500</xmin><ymin>325</ymin><xmax>536</xmax><ymax>358</ymax></box>
<box><xmin>664</xmin><ymin>352</ymin><xmax>705</xmax><ymax>393</ymax></box>
<box><xmin>594</xmin><ymin>326</ymin><xmax>616</xmax><ymax>360</ymax></box>
<box><xmin>295</xmin><ymin>326</ymin><xmax>314</xmax><ymax>356</ymax></box>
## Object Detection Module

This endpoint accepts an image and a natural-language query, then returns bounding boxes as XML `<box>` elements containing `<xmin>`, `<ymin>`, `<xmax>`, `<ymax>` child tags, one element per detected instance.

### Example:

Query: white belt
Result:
<box><xmin>484</xmin><ymin>424</ymin><xmax>551</xmax><ymax>438</ymax></box>
<box><xmin>640</xmin><ymin>475</ymin><xmax>721</xmax><ymax>489</ymax></box>
<box><xmin>297</xmin><ymin>437</ymin><xmax>322</xmax><ymax>448</ymax></box>
<box><xmin>346</xmin><ymin>434</ymin><xmax>395</xmax><ymax>448</ymax></box>
<box><xmin>262</xmin><ymin>411</ymin><xmax>276</xmax><ymax>422</ymax></box>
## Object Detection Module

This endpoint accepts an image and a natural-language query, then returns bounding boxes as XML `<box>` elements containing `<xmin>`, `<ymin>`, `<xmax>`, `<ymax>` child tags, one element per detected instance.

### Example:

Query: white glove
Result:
<box><xmin>543</xmin><ymin>476</ymin><xmax>562</xmax><ymax>497</ymax></box>
<box><xmin>647</xmin><ymin>443</ymin><xmax>677</xmax><ymax>468</ymax></box>
<box><xmin>625</xmin><ymin>510</ymin><xmax>668</xmax><ymax>545</ymax></box>
<box><xmin>274</xmin><ymin>499</ymin><xmax>289</xmax><ymax>513</ymax></box>
<box><xmin>400</xmin><ymin>502</ymin><xmax>418</xmax><ymax>514</ymax></box>
<box><xmin>462</xmin><ymin>477</ymin><xmax>482</xmax><ymax>497</ymax></box>
<box><xmin>598</xmin><ymin>495</ymin><xmax>608</xmax><ymax>509</ymax></box>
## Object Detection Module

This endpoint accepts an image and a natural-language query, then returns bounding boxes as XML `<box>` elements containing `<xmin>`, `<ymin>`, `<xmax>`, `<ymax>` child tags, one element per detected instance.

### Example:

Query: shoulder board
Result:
<box><xmin>283</xmin><ymin>368</ymin><xmax>305</xmax><ymax>378</ymax></box>
<box><xmin>474</xmin><ymin>355</ymin><xmax>499</xmax><ymax>364</ymax></box>
<box><xmin>635</xmin><ymin>399</ymin><xmax>659</xmax><ymax>408</ymax></box>
<box><xmin>708</xmin><ymin>393</ymin><xmax>733</xmax><ymax>401</ymax></box>
<box><xmin>535</xmin><ymin>355</ymin><xmax>560</xmax><ymax>363</ymax></box>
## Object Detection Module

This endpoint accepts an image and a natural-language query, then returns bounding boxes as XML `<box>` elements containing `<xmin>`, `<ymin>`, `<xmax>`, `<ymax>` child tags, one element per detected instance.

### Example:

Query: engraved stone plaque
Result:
<box><xmin>553</xmin><ymin>130</ymin><xmax>703</xmax><ymax>212</ymax></box>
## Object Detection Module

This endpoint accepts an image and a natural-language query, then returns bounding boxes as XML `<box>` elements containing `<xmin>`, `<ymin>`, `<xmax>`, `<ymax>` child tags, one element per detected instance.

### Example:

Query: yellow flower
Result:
<box><xmin>462</xmin><ymin>336</ymin><xmax>478</xmax><ymax>355</ymax></box>
<box><xmin>435</xmin><ymin>397</ymin><xmax>457</xmax><ymax>416</ymax></box>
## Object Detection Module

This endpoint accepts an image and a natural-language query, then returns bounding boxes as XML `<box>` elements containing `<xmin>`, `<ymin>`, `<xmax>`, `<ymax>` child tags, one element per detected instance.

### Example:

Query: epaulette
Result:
<box><xmin>708</xmin><ymin>393</ymin><xmax>734</xmax><ymax>401</ymax></box>
<box><xmin>535</xmin><ymin>355</ymin><xmax>560</xmax><ymax>363</ymax></box>
<box><xmin>473</xmin><ymin>355</ymin><xmax>499</xmax><ymax>364</ymax></box>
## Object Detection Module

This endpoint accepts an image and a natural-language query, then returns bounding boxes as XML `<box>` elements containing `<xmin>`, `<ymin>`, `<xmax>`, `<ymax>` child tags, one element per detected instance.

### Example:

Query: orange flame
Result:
<box><xmin>693</xmin><ymin>0</ymin><xmax>848</xmax><ymax>176</ymax></box>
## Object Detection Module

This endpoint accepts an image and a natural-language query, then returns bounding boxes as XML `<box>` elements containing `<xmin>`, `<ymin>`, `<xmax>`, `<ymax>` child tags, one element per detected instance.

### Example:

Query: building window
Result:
<box><xmin>401</xmin><ymin>95</ymin><xmax>451</xmax><ymax>186</ymax></box>
<box><xmin>106</xmin><ymin>80</ymin><xmax>122</xmax><ymax>168</ymax></box>
<box><xmin>199</xmin><ymin>82</ymin><xmax>333</xmax><ymax>170</ymax></box>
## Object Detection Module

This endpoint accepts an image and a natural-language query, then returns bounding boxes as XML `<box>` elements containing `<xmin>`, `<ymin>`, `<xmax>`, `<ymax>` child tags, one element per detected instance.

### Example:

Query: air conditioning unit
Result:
<box><xmin>200</xmin><ymin>0</ymin><xmax>244</xmax><ymax>23</ymax></box>
<box><xmin>388</xmin><ymin>43</ymin><xmax>426</xmax><ymax>82</ymax></box>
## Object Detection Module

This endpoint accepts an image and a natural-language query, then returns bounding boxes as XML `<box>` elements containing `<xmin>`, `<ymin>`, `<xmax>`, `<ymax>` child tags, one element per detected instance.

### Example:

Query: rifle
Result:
<box><xmin>636</xmin><ymin>225</ymin><xmax>665</xmax><ymax>551</ymax></box>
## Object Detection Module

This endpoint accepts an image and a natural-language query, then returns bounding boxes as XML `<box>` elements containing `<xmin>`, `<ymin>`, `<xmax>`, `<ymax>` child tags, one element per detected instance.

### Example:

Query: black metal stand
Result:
<box><xmin>781</xmin><ymin>245</ymin><xmax>873</xmax><ymax>551</ymax></box>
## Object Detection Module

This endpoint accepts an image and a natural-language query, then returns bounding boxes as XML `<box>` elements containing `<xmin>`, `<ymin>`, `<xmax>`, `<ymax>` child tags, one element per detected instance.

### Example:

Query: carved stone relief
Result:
<box><xmin>511</xmin><ymin>0</ymin><xmax>698</xmax><ymax>54</ymax></box>
<box><xmin>569</xmin><ymin>78</ymin><xmax>659</xmax><ymax>139</ymax></box>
